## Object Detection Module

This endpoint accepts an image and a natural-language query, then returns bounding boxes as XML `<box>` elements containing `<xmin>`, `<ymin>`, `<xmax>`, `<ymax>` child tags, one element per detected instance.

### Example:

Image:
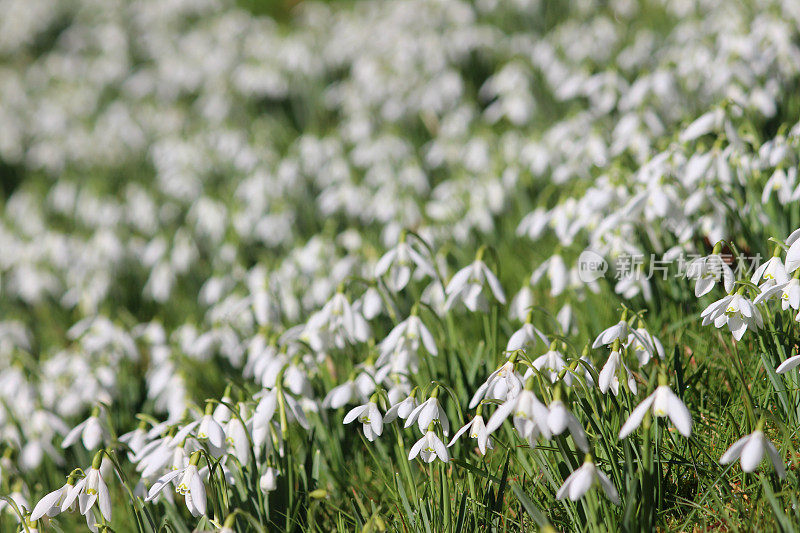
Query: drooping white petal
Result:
<box><xmin>739</xmin><ymin>435</ymin><xmax>764</xmax><ymax>473</ymax></box>
<box><xmin>720</xmin><ymin>435</ymin><xmax>750</xmax><ymax>464</ymax></box>
<box><xmin>618</xmin><ymin>394</ymin><xmax>656</xmax><ymax>439</ymax></box>
<box><xmin>666</xmin><ymin>391</ymin><xmax>692</xmax><ymax>437</ymax></box>
<box><xmin>765</xmin><ymin>441</ymin><xmax>786</xmax><ymax>479</ymax></box>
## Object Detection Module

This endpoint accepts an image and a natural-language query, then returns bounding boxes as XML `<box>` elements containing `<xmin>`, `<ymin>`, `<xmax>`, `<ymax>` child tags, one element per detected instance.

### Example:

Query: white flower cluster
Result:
<box><xmin>0</xmin><ymin>0</ymin><xmax>796</xmax><ymax>529</ymax></box>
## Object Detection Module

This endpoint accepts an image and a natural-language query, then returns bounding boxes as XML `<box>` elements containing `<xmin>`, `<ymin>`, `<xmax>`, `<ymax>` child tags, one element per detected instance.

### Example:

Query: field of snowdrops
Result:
<box><xmin>3</xmin><ymin>0</ymin><xmax>800</xmax><ymax>531</ymax></box>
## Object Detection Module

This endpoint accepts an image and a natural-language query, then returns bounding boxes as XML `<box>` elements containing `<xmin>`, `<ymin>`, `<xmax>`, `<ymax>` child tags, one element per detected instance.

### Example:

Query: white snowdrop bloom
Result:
<box><xmin>762</xmin><ymin>167</ymin><xmax>796</xmax><ymax>205</ymax></box>
<box><xmin>627</xmin><ymin>327</ymin><xmax>665</xmax><ymax>366</ymax></box>
<box><xmin>754</xmin><ymin>278</ymin><xmax>800</xmax><ymax>310</ymax></box>
<box><xmin>509</xmin><ymin>285</ymin><xmax>534</xmax><ymax>322</ymax></box>
<box><xmin>252</xmin><ymin>387</ymin><xmax>310</xmax><ymax>431</ymax></box>
<box><xmin>750</xmin><ymin>254</ymin><xmax>788</xmax><ymax>288</ymax></box>
<box><xmin>531</xmin><ymin>254</ymin><xmax>568</xmax><ymax>297</ymax></box>
<box><xmin>304</xmin><ymin>292</ymin><xmax>370</xmax><ymax>350</ymax></box>
<box><xmin>546</xmin><ymin>399</ymin><xmax>589</xmax><ymax>452</ymax></box>
<box><xmin>134</xmin><ymin>438</ymin><xmax>176</xmax><ymax>479</ymax></box>
<box><xmin>62</xmin><ymin>412</ymin><xmax>106</xmax><ymax>451</ymax></box>
<box><xmin>408</xmin><ymin>430</ymin><xmax>449</xmax><ymax>464</ymax></box>
<box><xmin>374</xmin><ymin>239</ymin><xmax>435</xmax><ymax>292</ymax></box>
<box><xmin>686</xmin><ymin>254</ymin><xmax>734</xmax><ymax>297</ymax></box>
<box><xmin>61</xmin><ymin>462</ymin><xmax>112</xmax><ymax>523</ymax></box>
<box><xmin>516</xmin><ymin>207</ymin><xmax>550</xmax><ymax>240</ymax></box>
<box><xmin>213</xmin><ymin>396</ymin><xmax>234</xmax><ymax>424</ymax></box>
<box><xmin>405</xmin><ymin>397</ymin><xmax>449</xmax><ymax>436</ymax></box>
<box><xmin>557</xmin><ymin>304</ymin><xmax>576</xmax><ymax>335</ymax></box>
<box><xmin>556</xmin><ymin>457</ymin><xmax>620</xmax><ymax>505</ymax></box>
<box><xmin>447</xmin><ymin>415</ymin><xmax>492</xmax><ymax>455</ymax></box>
<box><xmin>444</xmin><ymin>258</ymin><xmax>506</xmax><ymax>312</ymax></box>
<box><xmin>506</xmin><ymin>322</ymin><xmax>549</xmax><ymax>353</ymax></box>
<box><xmin>323</xmin><ymin>381</ymin><xmax>359</xmax><ymax>409</ymax></box>
<box><xmin>468</xmin><ymin>360</ymin><xmax>523</xmax><ymax>409</ymax></box>
<box><xmin>700</xmin><ymin>291</ymin><xmax>763</xmax><ymax>341</ymax></box>
<box><xmin>720</xmin><ymin>429</ymin><xmax>785</xmax><ymax>478</ymax></box>
<box><xmin>358</xmin><ymin>287</ymin><xmax>383</xmax><ymax>320</ymax></box>
<box><xmin>615</xmin><ymin>271</ymin><xmax>652</xmax><ymax>301</ymax></box>
<box><xmin>527</xmin><ymin>345</ymin><xmax>572</xmax><ymax>386</ymax></box>
<box><xmin>384</xmin><ymin>394</ymin><xmax>418</xmax><ymax>423</ymax></box>
<box><xmin>343</xmin><ymin>400</ymin><xmax>383</xmax><ymax>442</ymax></box>
<box><xmin>619</xmin><ymin>383</ymin><xmax>692</xmax><ymax>439</ymax></box>
<box><xmin>485</xmin><ymin>389</ymin><xmax>551</xmax><ymax>445</ymax></box>
<box><xmin>787</xmin><ymin>232</ymin><xmax>800</xmax><ymax>274</ymax></box>
<box><xmin>225</xmin><ymin>404</ymin><xmax>251</xmax><ymax>466</ymax></box>
<box><xmin>353</xmin><ymin>365</ymin><xmax>385</xmax><ymax>400</ymax></box>
<box><xmin>30</xmin><ymin>478</ymin><xmax>74</xmax><ymax>520</ymax></box>
<box><xmin>377</xmin><ymin>314</ymin><xmax>437</xmax><ymax>369</ymax></box>
<box><xmin>598</xmin><ymin>349</ymin><xmax>637</xmax><ymax>396</ymax></box>
<box><xmin>420</xmin><ymin>280</ymin><xmax>447</xmax><ymax>315</ymax></box>
<box><xmin>592</xmin><ymin>320</ymin><xmax>630</xmax><ymax>349</ymax></box>
<box><xmin>776</xmin><ymin>353</ymin><xmax>800</xmax><ymax>374</ymax></box>
<box><xmin>196</xmin><ymin>412</ymin><xmax>226</xmax><ymax>450</ymax></box>
<box><xmin>146</xmin><ymin>453</ymin><xmax>207</xmax><ymax>517</ymax></box>
<box><xmin>119</xmin><ymin>423</ymin><xmax>152</xmax><ymax>461</ymax></box>
<box><xmin>679</xmin><ymin>108</ymin><xmax>723</xmax><ymax>143</ymax></box>
<box><xmin>260</xmin><ymin>467</ymin><xmax>278</xmax><ymax>493</ymax></box>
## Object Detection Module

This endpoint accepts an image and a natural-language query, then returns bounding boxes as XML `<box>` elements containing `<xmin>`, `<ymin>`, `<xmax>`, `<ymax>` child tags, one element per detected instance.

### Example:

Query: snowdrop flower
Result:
<box><xmin>260</xmin><ymin>466</ymin><xmax>278</xmax><ymax>493</ymax></box>
<box><xmin>701</xmin><ymin>290</ymin><xmax>763</xmax><ymax>341</ymax></box>
<box><xmin>469</xmin><ymin>360</ymin><xmax>523</xmax><ymax>408</ymax></box>
<box><xmin>225</xmin><ymin>404</ymin><xmax>251</xmax><ymax>465</ymax></box>
<box><xmin>447</xmin><ymin>413</ymin><xmax>492</xmax><ymax>455</ymax></box>
<box><xmin>374</xmin><ymin>237</ymin><xmax>435</xmax><ymax>292</ymax></box>
<box><xmin>61</xmin><ymin>453</ymin><xmax>112</xmax><ymax>523</ymax></box>
<box><xmin>627</xmin><ymin>326</ymin><xmax>665</xmax><ymax>366</ymax></box>
<box><xmin>509</xmin><ymin>285</ymin><xmax>534</xmax><ymax>321</ymax></box>
<box><xmin>750</xmin><ymin>252</ymin><xmax>788</xmax><ymax>289</ymax></box>
<box><xmin>358</xmin><ymin>287</ymin><xmax>383</xmax><ymax>320</ymax></box>
<box><xmin>146</xmin><ymin>451</ymin><xmax>207</xmax><ymax>517</ymax></box>
<box><xmin>408</xmin><ymin>429</ymin><xmax>449</xmax><ymax>463</ymax></box>
<box><xmin>62</xmin><ymin>409</ymin><xmax>107</xmax><ymax>451</ymax></box>
<box><xmin>531</xmin><ymin>254</ymin><xmax>568</xmax><ymax>296</ymax></box>
<box><xmin>556</xmin><ymin>456</ymin><xmax>620</xmax><ymax>505</ymax></box>
<box><xmin>384</xmin><ymin>392</ymin><xmax>418</xmax><ymax>423</ymax></box>
<box><xmin>546</xmin><ymin>396</ymin><xmax>589</xmax><ymax>452</ymax></box>
<box><xmin>777</xmin><ymin>353</ymin><xmax>800</xmax><ymax>374</ymax></box>
<box><xmin>598</xmin><ymin>346</ymin><xmax>637</xmax><ymax>396</ymax></box>
<box><xmin>119</xmin><ymin>421</ymin><xmax>158</xmax><ymax>461</ymax></box>
<box><xmin>444</xmin><ymin>255</ymin><xmax>506</xmax><ymax>312</ymax></box>
<box><xmin>506</xmin><ymin>321</ymin><xmax>549</xmax><ymax>353</ymax></box>
<box><xmin>528</xmin><ymin>342</ymin><xmax>572</xmax><ymax>385</ymax></box>
<box><xmin>720</xmin><ymin>426</ymin><xmax>785</xmax><ymax>478</ymax></box>
<box><xmin>786</xmin><ymin>231</ymin><xmax>800</xmax><ymax>274</ymax></box>
<box><xmin>485</xmin><ymin>387</ymin><xmax>551</xmax><ymax>445</ymax></box>
<box><xmin>253</xmin><ymin>387</ymin><xmax>310</xmax><ymax>431</ymax></box>
<box><xmin>304</xmin><ymin>291</ymin><xmax>370</xmax><ymax>350</ymax></box>
<box><xmin>343</xmin><ymin>398</ymin><xmax>383</xmax><ymax>441</ymax></box>
<box><xmin>753</xmin><ymin>275</ymin><xmax>800</xmax><ymax>310</ymax></box>
<box><xmin>592</xmin><ymin>318</ymin><xmax>630</xmax><ymax>349</ymax></box>
<box><xmin>557</xmin><ymin>304</ymin><xmax>576</xmax><ymax>335</ymax></box>
<box><xmin>323</xmin><ymin>380</ymin><xmax>360</xmax><ymax>409</ymax></box>
<box><xmin>405</xmin><ymin>396</ymin><xmax>449</xmax><ymax>436</ymax></box>
<box><xmin>762</xmin><ymin>168</ymin><xmax>796</xmax><ymax>205</ymax></box>
<box><xmin>30</xmin><ymin>475</ymin><xmax>76</xmax><ymax>520</ymax></box>
<box><xmin>679</xmin><ymin>108</ymin><xmax>723</xmax><ymax>143</ymax></box>
<box><xmin>376</xmin><ymin>313</ymin><xmax>438</xmax><ymax>370</ymax></box>
<box><xmin>196</xmin><ymin>408</ymin><xmax>226</xmax><ymax>450</ymax></box>
<box><xmin>619</xmin><ymin>379</ymin><xmax>692</xmax><ymax>438</ymax></box>
<box><xmin>686</xmin><ymin>253</ymin><xmax>734</xmax><ymax>297</ymax></box>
